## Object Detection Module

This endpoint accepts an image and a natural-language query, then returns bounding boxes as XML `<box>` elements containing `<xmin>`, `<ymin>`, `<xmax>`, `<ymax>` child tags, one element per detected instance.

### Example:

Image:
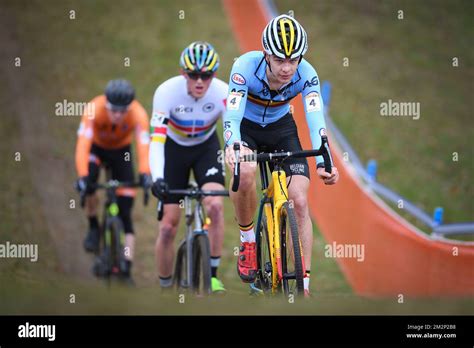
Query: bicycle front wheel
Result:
<box><xmin>108</xmin><ymin>217</ymin><xmax>125</xmax><ymax>276</ymax></box>
<box><xmin>192</xmin><ymin>234</ymin><xmax>211</xmax><ymax>296</ymax></box>
<box><xmin>256</xmin><ymin>211</ymin><xmax>272</xmax><ymax>293</ymax></box>
<box><xmin>174</xmin><ymin>240</ymin><xmax>187</xmax><ymax>290</ymax></box>
<box><xmin>280</xmin><ymin>201</ymin><xmax>304</xmax><ymax>297</ymax></box>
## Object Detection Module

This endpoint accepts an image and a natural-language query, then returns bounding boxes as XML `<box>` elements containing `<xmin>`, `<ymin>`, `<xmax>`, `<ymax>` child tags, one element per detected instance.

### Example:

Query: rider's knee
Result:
<box><xmin>238</xmin><ymin>164</ymin><xmax>257</xmax><ymax>191</ymax></box>
<box><xmin>205</xmin><ymin>198</ymin><xmax>223</xmax><ymax>219</ymax></box>
<box><xmin>290</xmin><ymin>195</ymin><xmax>309</xmax><ymax>215</ymax></box>
<box><xmin>159</xmin><ymin>218</ymin><xmax>179</xmax><ymax>244</ymax></box>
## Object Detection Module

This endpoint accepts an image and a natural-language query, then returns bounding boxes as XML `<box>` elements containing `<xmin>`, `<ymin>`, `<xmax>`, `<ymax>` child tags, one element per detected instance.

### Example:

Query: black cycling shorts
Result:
<box><xmin>164</xmin><ymin>133</ymin><xmax>225</xmax><ymax>204</ymax></box>
<box><xmin>88</xmin><ymin>144</ymin><xmax>135</xmax><ymax>190</ymax></box>
<box><xmin>240</xmin><ymin>113</ymin><xmax>310</xmax><ymax>179</ymax></box>
<box><xmin>87</xmin><ymin>144</ymin><xmax>136</xmax><ymax>233</ymax></box>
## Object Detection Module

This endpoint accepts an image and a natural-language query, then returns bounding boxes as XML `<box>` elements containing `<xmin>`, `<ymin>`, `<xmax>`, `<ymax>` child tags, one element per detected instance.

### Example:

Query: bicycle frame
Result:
<box><xmin>100</xmin><ymin>168</ymin><xmax>128</xmax><ymax>255</ymax></box>
<box><xmin>258</xmin><ymin>162</ymin><xmax>297</xmax><ymax>293</ymax></box>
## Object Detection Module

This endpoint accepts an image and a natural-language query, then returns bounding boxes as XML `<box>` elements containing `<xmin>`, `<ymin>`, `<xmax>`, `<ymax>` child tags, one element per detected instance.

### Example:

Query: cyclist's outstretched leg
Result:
<box><xmin>155</xmin><ymin>204</ymin><xmax>181</xmax><ymax>290</ymax></box>
<box><xmin>194</xmin><ymin>134</ymin><xmax>228</xmax><ymax>293</ymax></box>
<box><xmin>225</xmin><ymin>144</ymin><xmax>258</xmax><ymax>283</ymax></box>
<box><xmin>287</xmin><ymin>175</ymin><xmax>312</xmax><ymax>297</ymax></box>
<box><xmin>201</xmin><ymin>182</ymin><xmax>226</xmax><ymax>294</ymax></box>
<box><xmin>117</xmin><ymin>193</ymin><xmax>136</xmax><ymax>285</ymax></box>
<box><xmin>83</xmin><ymin>155</ymin><xmax>102</xmax><ymax>253</ymax></box>
<box><xmin>112</xmin><ymin>146</ymin><xmax>137</xmax><ymax>284</ymax></box>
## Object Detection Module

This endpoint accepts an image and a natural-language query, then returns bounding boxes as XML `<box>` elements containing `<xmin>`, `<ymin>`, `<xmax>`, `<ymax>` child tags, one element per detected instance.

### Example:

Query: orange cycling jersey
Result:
<box><xmin>75</xmin><ymin>95</ymin><xmax>150</xmax><ymax>177</ymax></box>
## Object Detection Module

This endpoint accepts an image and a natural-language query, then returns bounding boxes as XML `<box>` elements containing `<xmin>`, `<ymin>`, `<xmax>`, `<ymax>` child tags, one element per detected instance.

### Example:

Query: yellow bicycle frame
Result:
<box><xmin>262</xmin><ymin>169</ymin><xmax>290</xmax><ymax>293</ymax></box>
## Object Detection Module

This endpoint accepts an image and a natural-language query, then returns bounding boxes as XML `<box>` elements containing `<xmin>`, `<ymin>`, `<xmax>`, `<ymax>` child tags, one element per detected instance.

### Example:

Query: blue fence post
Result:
<box><xmin>367</xmin><ymin>159</ymin><xmax>377</xmax><ymax>182</ymax></box>
<box><xmin>433</xmin><ymin>207</ymin><xmax>444</xmax><ymax>225</ymax></box>
<box><xmin>321</xmin><ymin>81</ymin><xmax>332</xmax><ymax>108</ymax></box>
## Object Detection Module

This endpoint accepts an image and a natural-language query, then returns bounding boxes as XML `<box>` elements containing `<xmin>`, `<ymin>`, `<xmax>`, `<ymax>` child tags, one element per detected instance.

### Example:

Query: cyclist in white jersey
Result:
<box><xmin>149</xmin><ymin>42</ymin><xmax>229</xmax><ymax>293</ymax></box>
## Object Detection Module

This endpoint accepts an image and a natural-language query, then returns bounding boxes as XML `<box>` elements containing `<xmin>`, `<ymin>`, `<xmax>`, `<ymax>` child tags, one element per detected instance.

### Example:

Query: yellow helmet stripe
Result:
<box><xmin>206</xmin><ymin>54</ymin><xmax>218</xmax><ymax>71</ymax></box>
<box><xmin>184</xmin><ymin>55</ymin><xmax>194</xmax><ymax>70</ymax></box>
<box><xmin>279</xmin><ymin>18</ymin><xmax>295</xmax><ymax>57</ymax></box>
<box><xmin>206</xmin><ymin>49</ymin><xmax>215</xmax><ymax>64</ymax></box>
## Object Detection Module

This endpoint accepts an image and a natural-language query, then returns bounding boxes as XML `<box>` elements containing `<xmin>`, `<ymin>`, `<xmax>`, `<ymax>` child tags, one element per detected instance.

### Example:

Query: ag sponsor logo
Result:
<box><xmin>231</xmin><ymin>73</ymin><xmax>246</xmax><ymax>85</ymax></box>
<box><xmin>231</xmin><ymin>88</ymin><xmax>246</xmax><ymax>97</ymax></box>
<box><xmin>303</xmin><ymin>76</ymin><xmax>319</xmax><ymax>89</ymax></box>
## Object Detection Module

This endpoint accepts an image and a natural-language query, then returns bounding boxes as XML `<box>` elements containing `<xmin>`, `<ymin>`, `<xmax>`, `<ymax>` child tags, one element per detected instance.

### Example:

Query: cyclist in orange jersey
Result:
<box><xmin>75</xmin><ymin>79</ymin><xmax>152</xmax><ymax>282</ymax></box>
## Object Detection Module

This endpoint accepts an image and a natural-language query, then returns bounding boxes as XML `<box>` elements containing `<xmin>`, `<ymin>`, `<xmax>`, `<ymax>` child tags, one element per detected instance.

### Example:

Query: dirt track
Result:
<box><xmin>0</xmin><ymin>7</ymin><xmax>92</xmax><ymax>280</ymax></box>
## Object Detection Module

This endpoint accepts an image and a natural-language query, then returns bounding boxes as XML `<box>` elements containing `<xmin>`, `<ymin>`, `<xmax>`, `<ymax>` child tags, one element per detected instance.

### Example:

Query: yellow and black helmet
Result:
<box><xmin>262</xmin><ymin>14</ymin><xmax>308</xmax><ymax>59</ymax></box>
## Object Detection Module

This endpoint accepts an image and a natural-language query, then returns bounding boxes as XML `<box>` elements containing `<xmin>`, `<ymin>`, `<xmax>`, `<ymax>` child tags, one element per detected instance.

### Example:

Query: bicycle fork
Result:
<box><xmin>184</xmin><ymin>196</ymin><xmax>207</xmax><ymax>291</ymax></box>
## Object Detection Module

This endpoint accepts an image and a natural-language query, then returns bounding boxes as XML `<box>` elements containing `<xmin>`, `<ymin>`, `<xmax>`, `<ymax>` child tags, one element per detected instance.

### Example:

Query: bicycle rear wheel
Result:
<box><xmin>280</xmin><ymin>201</ymin><xmax>304</xmax><ymax>297</ymax></box>
<box><xmin>192</xmin><ymin>234</ymin><xmax>211</xmax><ymax>296</ymax></box>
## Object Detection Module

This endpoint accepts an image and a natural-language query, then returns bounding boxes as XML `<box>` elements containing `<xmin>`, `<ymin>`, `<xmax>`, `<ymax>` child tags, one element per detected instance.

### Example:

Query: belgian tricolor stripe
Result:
<box><xmin>239</xmin><ymin>221</ymin><xmax>254</xmax><ymax>231</ymax></box>
<box><xmin>247</xmin><ymin>93</ymin><xmax>291</xmax><ymax>107</ymax></box>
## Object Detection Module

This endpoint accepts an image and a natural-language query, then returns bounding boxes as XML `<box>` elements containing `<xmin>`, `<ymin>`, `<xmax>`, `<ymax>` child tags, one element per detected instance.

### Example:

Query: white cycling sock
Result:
<box><xmin>304</xmin><ymin>272</ymin><xmax>310</xmax><ymax>291</ymax></box>
<box><xmin>239</xmin><ymin>222</ymin><xmax>255</xmax><ymax>243</ymax></box>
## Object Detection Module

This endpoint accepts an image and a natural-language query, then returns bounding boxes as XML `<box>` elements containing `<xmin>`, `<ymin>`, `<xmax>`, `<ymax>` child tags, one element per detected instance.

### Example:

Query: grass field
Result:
<box><xmin>0</xmin><ymin>0</ymin><xmax>472</xmax><ymax>315</ymax></box>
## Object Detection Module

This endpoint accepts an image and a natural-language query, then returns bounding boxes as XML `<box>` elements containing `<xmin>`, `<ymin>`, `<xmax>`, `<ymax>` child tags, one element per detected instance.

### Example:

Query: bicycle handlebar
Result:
<box><xmin>231</xmin><ymin>135</ymin><xmax>333</xmax><ymax>192</ymax></box>
<box><xmin>156</xmin><ymin>188</ymin><xmax>229</xmax><ymax>221</ymax></box>
<box><xmin>166</xmin><ymin>189</ymin><xmax>230</xmax><ymax>197</ymax></box>
<box><xmin>79</xmin><ymin>180</ymin><xmax>150</xmax><ymax>208</ymax></box>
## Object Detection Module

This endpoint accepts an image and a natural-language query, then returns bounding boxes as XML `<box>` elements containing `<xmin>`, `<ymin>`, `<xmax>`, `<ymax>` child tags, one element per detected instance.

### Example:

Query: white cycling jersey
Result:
<box><xmin>149</xmin><ymin>75</ymin><xmax>228</xmax><ymax>180</ymax></box>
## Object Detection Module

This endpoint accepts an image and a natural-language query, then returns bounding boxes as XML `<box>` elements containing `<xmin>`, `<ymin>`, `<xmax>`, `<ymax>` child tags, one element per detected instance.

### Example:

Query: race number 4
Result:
<box><xmin>305</xmin><ymin>92</ymin><xmax>321</xmax><ymax>112</ymax></box>
<box><xmin>227</xmin><ymin>92</ymin><xmax>242</xmax><ymax>111</ymax></box>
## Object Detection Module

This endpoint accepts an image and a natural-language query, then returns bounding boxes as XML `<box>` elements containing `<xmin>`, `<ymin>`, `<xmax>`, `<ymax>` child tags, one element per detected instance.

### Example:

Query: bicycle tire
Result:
<box><xmin>256</xmin><ymin>211</ymin><xmax>272</xmax><ymax>293</ymax></box>
<box><xmin>192</xmin><ymin>234</ymin><xmax>211</xmax><ymax>295</ymax></box>
<box><xmin>108</xmin><ymin>217</ymin><xmax>125</xmax><ymax>277</ymax></box>
<box><xmin>280</xmin><ymin>201</ymin><xmax>304</xmax><ymax>297</ymax></box>
<box><xmin>174</xmin><ymin>240</ymin><xmax>187</xmax><ymax>290</ymax></box>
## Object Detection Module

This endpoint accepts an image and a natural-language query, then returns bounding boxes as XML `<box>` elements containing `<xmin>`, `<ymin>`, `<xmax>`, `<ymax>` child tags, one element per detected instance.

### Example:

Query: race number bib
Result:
<box><xmin>305</xmin><ymin>92</ymin><xmax>321</xmax><ymax>112</ymax></box>
<box><xmin>227</xmin><ymin>92</ymin><xmax>242</xmax><ymax>111</ymax></box>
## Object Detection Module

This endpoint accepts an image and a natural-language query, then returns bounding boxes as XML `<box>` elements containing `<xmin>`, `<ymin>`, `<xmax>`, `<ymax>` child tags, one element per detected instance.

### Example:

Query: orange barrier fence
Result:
<box><xmin>222</xmin><ymin>0</ymin><xmax>474</xmax><ymax>297</ymax></box>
